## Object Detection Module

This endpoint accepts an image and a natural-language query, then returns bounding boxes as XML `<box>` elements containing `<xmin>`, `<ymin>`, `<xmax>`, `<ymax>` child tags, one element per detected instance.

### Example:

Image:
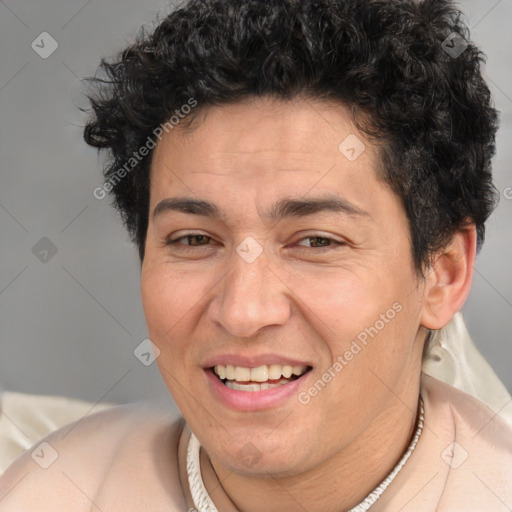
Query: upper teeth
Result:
<box><xmin>213</xmin><ymin>364</ymin><xmax>308</xmax><ymax>382</ymax></box>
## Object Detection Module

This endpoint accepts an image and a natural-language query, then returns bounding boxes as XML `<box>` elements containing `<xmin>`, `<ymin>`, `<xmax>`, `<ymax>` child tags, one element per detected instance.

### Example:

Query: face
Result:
<box><xmin>141</xmin><ymin>96</ymin><xmax>428</xmax><ymax>477</ymax></box>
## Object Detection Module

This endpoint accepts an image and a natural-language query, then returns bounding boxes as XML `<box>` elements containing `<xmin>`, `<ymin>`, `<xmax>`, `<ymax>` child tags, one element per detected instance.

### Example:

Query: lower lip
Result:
<box><xmin>205</xmin><ymin>368</ymin><xmax>310</xmax><ymax>411</ymax></box>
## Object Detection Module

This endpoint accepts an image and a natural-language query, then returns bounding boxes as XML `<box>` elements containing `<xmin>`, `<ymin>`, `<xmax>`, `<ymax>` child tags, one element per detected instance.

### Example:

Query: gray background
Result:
<box><xmin>1</xmin><ymin>0</ymin><xmax>511</xmax><ymax>410</ymax></box>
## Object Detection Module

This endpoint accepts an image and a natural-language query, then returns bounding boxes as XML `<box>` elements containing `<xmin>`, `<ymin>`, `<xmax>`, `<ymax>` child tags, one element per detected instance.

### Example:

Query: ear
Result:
<box><xmin>420</xmin><ymin>224</ymin><xmax>476</xmax><ymax>330</ymax></box>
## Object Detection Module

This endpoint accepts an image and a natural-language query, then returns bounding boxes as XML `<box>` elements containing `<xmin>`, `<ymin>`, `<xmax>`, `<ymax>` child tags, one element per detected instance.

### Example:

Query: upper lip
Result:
<box><xmin>203</xmin><ymin>354</ymin><xmax>313</xmax><ymax>369</ymax></box>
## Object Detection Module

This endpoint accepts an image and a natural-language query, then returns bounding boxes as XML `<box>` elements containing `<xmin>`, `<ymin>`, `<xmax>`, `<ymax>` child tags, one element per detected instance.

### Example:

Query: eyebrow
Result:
<box><xmin>152</xmin><ymin>195</ymin><xmax>369</xmax><ymax>222</ymax></box>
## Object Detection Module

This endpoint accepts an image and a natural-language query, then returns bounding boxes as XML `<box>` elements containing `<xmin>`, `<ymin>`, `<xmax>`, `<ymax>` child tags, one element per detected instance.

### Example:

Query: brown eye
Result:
<box><xmin>307</xmin><ymin>237</ymin><xmax>331</xmax><ymax>248</ymax></box>
<box><xmin>184</xmin><ymin>234</ymin><xmax>211</xmax><ymax>246</ymax></box>
<box><xmin>166</xmin><ymin>233</ymin><xmax>212</xmax><ymax>246</ymax></box>
<box><xmin>297</xmin><ymin>236</ymin><xmax>339</xmax><ymax>248</ymax></box>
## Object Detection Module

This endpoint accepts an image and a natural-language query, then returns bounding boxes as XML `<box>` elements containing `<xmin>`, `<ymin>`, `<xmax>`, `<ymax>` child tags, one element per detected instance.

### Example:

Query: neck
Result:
<box><xmin>207</xmin><ymin>389</ymin><xmax>421</xmax><ymax>512</ymax></box>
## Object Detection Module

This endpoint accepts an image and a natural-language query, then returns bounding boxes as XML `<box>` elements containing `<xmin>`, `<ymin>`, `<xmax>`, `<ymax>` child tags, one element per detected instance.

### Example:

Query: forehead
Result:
<box><xmin>149</xmin><ymin>97</ymin><xmax>384</xmax><ymax>214</ymax></box>
<box><xmin>155</xmin><ymin>97</ymin><xmax>366</xmax><ymax>157</ymax></box>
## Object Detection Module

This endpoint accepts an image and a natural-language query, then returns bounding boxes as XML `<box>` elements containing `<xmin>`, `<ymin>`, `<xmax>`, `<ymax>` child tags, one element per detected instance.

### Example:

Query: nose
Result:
<box><xmin>207</xmin><ymin>249</ymin><xmax>291</xmax><ymax>339</ymax></box>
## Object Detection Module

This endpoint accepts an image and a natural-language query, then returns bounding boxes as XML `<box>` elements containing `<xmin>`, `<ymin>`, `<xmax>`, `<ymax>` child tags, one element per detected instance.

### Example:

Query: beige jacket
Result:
<box><xmin>0</xmin><ymin>373</ymin><xmax>511</xmax><ymax>511</ymax></box>
<box><xmin>0</xmin><ymin>313</ymin><xmax>511</xmax><ymax>510</ymax></box>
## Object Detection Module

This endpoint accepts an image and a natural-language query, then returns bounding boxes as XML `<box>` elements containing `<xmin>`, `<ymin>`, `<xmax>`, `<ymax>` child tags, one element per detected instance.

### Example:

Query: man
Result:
<box><xmin>1</xmin><ymin>0</ymin><xmax>511</xmax><ymax>510</ymax></box>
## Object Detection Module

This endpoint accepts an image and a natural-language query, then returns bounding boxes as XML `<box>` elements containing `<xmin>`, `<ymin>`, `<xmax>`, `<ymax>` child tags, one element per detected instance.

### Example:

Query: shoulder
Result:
<box><xmin>0</xmin><ymin>402</ymin><xmax>188</xmax><ymax>511</ymax></box>
<box><xmin>421</xmin><ymin>374</ymin><xmax>512</xmax><ymax>510</ymax></box>
<box><xmin>421</xmin><ymin>373</ymin><xmax>512</xmax><ymax>444</ymax></box>
<box><xmin>0</xmin><ymin>390</ymin><xmax>115</xmax><ymax>474</ymax></box>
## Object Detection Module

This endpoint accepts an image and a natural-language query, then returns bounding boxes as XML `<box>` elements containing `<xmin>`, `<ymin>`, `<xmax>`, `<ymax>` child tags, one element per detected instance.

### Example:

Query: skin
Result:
<box><xmin>140</xmin><ymin>96</ymin><xmax>475</xmax><ymax>512</ymax></box>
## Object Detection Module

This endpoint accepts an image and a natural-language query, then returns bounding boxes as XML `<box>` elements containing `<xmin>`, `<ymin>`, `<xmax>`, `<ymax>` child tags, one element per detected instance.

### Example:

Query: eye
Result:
<box><xmin>296</xmin><ymin>235</ymin><xmax>344</xmax><ymax>249</ymax></box>
<box><xmin>166</xmin><ymin>233</ymin><xmax>212</xmax><ymax>247</ymax></box>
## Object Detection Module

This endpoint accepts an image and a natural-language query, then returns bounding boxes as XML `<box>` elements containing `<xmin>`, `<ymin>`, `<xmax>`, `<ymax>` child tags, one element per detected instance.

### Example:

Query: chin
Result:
<box><xmin>207</xmin><ymin>427</ymin><xmax>318</xmax><ymax>477</ymax></box>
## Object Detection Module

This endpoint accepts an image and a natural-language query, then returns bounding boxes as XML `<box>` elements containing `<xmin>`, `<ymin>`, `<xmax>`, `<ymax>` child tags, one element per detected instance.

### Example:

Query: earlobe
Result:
<box><xmin>420</xmin><ymin>225</ymin><xmax>477</xmax><ymax>330</ymax></box>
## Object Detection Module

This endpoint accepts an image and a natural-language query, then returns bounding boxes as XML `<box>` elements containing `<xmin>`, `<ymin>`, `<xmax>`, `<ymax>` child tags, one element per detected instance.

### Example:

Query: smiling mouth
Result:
<box><xmin>211</xmin><ymin>364</ymin><xmax>312</xmax><ymax>392</ymax></box>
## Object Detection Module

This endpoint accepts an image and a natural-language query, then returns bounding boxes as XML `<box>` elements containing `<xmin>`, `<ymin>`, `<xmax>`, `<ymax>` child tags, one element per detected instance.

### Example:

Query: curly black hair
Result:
<box><xmin>83</xmin><ymin>0</ymin><xmax>499</xmax><ymax>273</ymax></box>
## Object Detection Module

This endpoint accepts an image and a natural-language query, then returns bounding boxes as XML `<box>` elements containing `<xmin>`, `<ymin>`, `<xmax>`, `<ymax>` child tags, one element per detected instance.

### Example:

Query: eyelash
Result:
<box><xmin>165</xmin><ymin>233</ymin><xmax>345</xmax><ymax>250</ymax></box>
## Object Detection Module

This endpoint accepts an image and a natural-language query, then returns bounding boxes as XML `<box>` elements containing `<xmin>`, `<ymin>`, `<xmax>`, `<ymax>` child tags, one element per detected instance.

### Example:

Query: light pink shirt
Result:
<box><xmin>1</xmin><ymin>374</ymin><xmax>511</xmax><ymax>511</ymax></box>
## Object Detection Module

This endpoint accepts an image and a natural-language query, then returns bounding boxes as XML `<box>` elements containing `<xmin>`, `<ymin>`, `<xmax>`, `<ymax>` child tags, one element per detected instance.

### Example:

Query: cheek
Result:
<box><xmin>140</xmin><ymin>264</ymin><xmax>208</xmax><ymax>343</ymax></box>
<box><xmin>277</xmin><ymin>263</ymin><xmax>390</xmax><ymax>340</ymax></box>
<box><xmin>140</xmin><ymin>266</ymin><xmax>213</xmax><ymax>402</ymax></box>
